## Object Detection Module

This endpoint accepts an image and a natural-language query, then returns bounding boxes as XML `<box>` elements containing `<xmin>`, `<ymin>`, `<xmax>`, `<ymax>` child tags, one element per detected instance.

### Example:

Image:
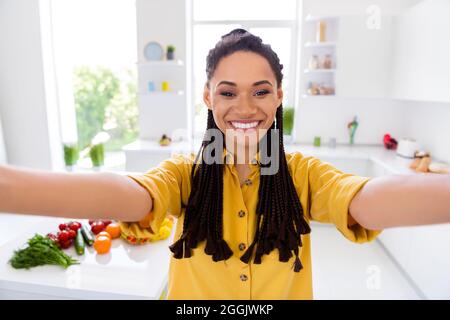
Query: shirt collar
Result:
<box><xmin>223</xmin><ymin>148</ymin><xmax>260</xmax><ymax>166</ymax></box>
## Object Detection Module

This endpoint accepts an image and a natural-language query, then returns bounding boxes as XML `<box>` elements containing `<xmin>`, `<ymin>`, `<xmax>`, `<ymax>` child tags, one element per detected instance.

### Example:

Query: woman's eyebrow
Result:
<box><xmin>216</xmin><ymin>80</ymin><xmax>273</xmax><ymax>88</ymax></box>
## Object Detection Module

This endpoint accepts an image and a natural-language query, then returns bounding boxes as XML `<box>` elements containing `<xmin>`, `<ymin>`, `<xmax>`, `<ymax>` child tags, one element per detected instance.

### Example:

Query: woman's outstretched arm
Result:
<box><xmin>349</xmin><ymin>174</ymin><xmax>450</xmax><ymax>230</ymax></box>
<box><xmin>0</xmin><ymin>164</ymin><xmax>152</xmax><ymax>222</ymax></box>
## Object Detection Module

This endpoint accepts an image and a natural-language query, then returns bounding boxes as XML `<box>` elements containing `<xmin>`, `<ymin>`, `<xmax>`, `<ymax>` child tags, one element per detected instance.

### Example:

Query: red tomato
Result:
<box><xmin>88</xmin><ymin>219</ymin><xmax>96</xmax><ymax>226</ymax></box>
<box><xmin>46</xmin><ymin>233</ymin><xmax>58</xmax><ymax>242</ymax></box>
<box><xmin>102</xmin><ymin>220</ymin><xmax>112</xmax><ymax>226</ymax></box>
<box><xmin>58</xmin><ymin>230</ymin><xmax>70</xmax><ymax>242</ymax></box>
<box><xmin>69</xmin><ymin>222</ymin><xmax>81</xmax><ymax>231</ymax></box>
<box><xmin>59</xmin><ymin>239</ymin><xmax>72</xmax><ymax>249</ymax></box>
<box><xmin>68</xmin><ymin>229</ymin><xmax>76</xmax><ymax>239</ymax></box>
<box><xmin>91</xmin><ymin>221</ymin><xmax>106</xmax><ymax>235</ymax></box>
<box><xmin>58</xmin><ymin>223</ymin><xmax>68</xmax><ymax>231</ymax></box>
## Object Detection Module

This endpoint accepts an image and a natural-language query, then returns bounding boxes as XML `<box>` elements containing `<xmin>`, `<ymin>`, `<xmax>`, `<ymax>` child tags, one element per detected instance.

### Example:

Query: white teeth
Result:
<box><xmin>231</xmin><ymin>121</ymin><xmax>259</xmax><ymax>129</ymax></box>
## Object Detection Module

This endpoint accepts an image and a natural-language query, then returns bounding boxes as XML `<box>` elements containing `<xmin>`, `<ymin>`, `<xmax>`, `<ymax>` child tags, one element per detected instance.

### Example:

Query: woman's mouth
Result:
<box><xmin>228</xmin><ymin>120</ymin><xmax>263</xmax><ymax>132</ymax></box>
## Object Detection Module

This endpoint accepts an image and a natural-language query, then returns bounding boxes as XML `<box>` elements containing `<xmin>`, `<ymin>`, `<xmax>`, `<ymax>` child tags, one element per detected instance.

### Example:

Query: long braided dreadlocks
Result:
<box><xmin>170</xmin><ymin>29</ymin><xmax>311</xmax><ymax>272</ymax></box>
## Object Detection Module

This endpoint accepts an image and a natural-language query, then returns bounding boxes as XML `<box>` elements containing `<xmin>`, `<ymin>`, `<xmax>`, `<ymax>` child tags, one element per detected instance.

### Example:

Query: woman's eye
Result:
<box><xmin>220</xmin><ymin>91</ymin><xmax>235</xmax><ymax>97</ymax></box>
<box><xmin>255</xmin><ymin>90</ymin><xmax>269</xmax><ymax>96</ymax></box>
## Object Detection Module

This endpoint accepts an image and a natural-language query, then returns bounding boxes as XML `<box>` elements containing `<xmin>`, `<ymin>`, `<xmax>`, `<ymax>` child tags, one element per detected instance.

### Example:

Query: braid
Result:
<box><xmin>240</xmin><ymin>106</ymin><xmax>311</xmax><ymax>272</ymax></box>
<box><xmin>170</xmin><ymin>110</ymin><xmax>232</xmax><ymax>261</ymax></box>
<box><xmin>171</xmin><ymin>28</ymin><xmax>311</xmax><ymax>272</ymax></box>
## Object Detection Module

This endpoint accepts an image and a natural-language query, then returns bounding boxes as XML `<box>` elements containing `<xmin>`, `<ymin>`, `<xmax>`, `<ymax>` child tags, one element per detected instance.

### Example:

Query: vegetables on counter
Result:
<box><xmin>74</xmin><ymin>229</ymin><xmax>85</xmax><ymax>255</ymax></box>
<box><xmin>93</xmin><ymin>235</ymin><xmax>112</xmax><ymax>254</ymax></box>
<box><xmin>89</xmin><ymin>219</ymin><xmax>112</xmax><ymax>235</ymax></box>
<box><xmin>80</xmin><ymin>224</ymin><xmax>95</xmax><ymax>246</ymax></box>
<box><xmin>105</xmin><ymin>222</ymin><xmax>121</xmax><ymax>239</ymax></box>
<box><xmin>9</xmin><ymin>234</ymin><xmax>78</xmax><ymax>269</ymax></box>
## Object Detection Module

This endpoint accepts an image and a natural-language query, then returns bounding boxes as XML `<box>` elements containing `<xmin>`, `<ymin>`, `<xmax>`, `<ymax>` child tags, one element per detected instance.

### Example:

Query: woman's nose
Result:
<box><xmin>235</xmin><ymin>95</ymin><xmax>257</xmax><ymax>116</ymax></box>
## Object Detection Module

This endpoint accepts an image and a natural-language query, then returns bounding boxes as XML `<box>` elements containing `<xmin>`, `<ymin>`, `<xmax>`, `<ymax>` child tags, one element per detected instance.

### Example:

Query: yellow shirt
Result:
<box><xmin>126</xmin><ymin>151</ymin><xmax>381</xmax><ymax>299</ymax></box>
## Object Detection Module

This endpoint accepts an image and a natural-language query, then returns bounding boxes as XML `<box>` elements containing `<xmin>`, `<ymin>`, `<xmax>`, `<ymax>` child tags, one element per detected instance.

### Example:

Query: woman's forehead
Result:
<box><xmin>212</xmin><ymin>51</ymin><xmax>276</xmax><ymax>86</ymax></box>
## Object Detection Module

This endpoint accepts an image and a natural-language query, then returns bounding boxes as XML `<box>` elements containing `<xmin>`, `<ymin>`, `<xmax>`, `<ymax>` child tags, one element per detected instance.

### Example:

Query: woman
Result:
<box><xmin>1</xmin><ymin>29</ymin><xmax>449</xmax><ymax>299</ymax></box>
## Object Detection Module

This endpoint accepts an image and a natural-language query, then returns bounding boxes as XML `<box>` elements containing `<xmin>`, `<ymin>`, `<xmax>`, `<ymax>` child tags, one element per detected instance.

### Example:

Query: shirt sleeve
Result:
<box><xmin>125</xmin><ymin>153</ymin><xmax>193</xmax><ymax>233</ymax></box>
<box><xmin>304</xmin><ymin>156</ymin><xmax>382</xmax><ymax>243</ymax></box>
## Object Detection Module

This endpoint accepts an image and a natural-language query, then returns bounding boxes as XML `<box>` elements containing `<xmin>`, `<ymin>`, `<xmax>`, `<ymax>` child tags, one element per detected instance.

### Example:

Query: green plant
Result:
<box><xmin>73</xmin><ymin>66</ymin><xmax>138</xmax><ymax>152</ymax></box>
<box><xmin>63</xmin><ymin>143</ymin><xmax>79</xmax><ymax>166</ymax></box>
<box><xmin>283</xmin><ymin>107</ymin><xmax>295</xmax><ymax>135</ymax></box>
<box><xmin>89</xmin><ymin>144</ymin><xmax>105</xmax><ymax>167</ymax></box>
<box><xmin>167</xmin><ymin>45</ymin><xmax>175</xmax><ymax>53</ymax></box>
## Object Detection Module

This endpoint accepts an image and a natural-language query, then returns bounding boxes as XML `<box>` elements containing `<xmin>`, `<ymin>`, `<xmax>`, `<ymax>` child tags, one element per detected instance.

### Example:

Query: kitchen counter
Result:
<box><xmin>0</xmin><ymin>215</ymin><xmax>174</xmax><ymax>299</ymax></box>
<box><xmin>1</xmin><ymin>144</ymin><xmax>447</xmax><ymax>299</ymax></box>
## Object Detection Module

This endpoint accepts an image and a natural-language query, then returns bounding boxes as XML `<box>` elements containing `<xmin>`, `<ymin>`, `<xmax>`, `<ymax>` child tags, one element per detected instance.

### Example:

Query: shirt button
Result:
<box><xmin>238</xmin><ymin>210</ymin><xmax>246</xmax><ymax>218</ymax></box>
<box><xmin>238</xmin><ymin>243</ymin><xmax>246</xmax><ymax>251</ymax></box>
<box><xmin>244</xmin><ymin>179</ymin><xmax>252</xmax><ymax>186</ymax></box>
<box><xmin>240</xmin><ymin>274</ymin><xmax>248</xmax><ymax>281</ymax></box>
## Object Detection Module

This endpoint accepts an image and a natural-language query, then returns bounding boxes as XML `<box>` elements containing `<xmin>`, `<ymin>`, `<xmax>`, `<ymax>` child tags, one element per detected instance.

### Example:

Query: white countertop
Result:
<box><xmin>284</xmin><ymin>144</ymin><xmax>418</xmax><ymax>175</ymax></box>
<box><xmin>0</xmin><ymin>215</ymin><xmax>174</xmax><ymax>299</ymax></box>
<box><xmin>0</xmin><ymin>144</ymin><xmax>436</xmax><ymax>299</ymax></box>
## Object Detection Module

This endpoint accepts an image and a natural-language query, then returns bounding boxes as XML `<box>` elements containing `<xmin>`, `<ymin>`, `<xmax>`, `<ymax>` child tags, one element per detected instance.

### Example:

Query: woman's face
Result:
<box><xmin>203</xmin><ymin>51</ymin><xmax>283</xmax><ymax>152</ymax></box>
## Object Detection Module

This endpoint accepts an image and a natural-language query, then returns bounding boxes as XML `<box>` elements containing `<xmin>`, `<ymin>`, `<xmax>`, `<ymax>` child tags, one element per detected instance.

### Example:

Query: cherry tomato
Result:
<box><xmin>91</xmin><ymin>221</ymin><xmax>106</xmax><ymax>235</ymax></box>
<box><xmin>59</xmin><ymin>239</ymin><xmax>72</xmax><ymax>249</ymax></box>
<box><xmin>102</xmin><ymin>220</ymin><xmax>112</xmax><ymax>226</ymax></box>
<box><xmin>46</xmin><ymin>233</ymin><xmax>58</xmax><ymax>242</ymax></box>
<box><xmin>69</xmin><ymin>222</ymin><xmax>81</xmax><ymax>231</ymax></box>
<box><xmin>58</xmin><ymin>223</ymin><xmax>68</xmax><ymax>231</ymax></box>
<box><xmin>89</xmin><ymin>219</ymin><xmax>96</xmax><ymax>226</ymax></box>
<box><xmin>68</xmin><ymin>229</ymin><xmax>77</xmax><ymax>239</ymax></box>
<box><xmin>58</xmin><ymin>230</ymin><xmax>70</xmax><ymax>242</ymax></box>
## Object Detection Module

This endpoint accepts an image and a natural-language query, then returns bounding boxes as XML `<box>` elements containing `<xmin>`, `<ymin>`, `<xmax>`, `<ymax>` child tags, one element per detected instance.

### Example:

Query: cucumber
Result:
<box><xmin>81</xmin><ymin>224</ymin><xmax>95</xmax><ymax>246</ymax></box>
<box><xmin>74</xmin><ymin>229</ymin><xmax>85</xmax><ymax>255</ymax></box>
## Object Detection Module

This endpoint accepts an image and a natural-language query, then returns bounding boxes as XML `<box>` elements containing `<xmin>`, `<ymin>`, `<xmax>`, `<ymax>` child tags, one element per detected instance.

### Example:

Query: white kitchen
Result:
<box><xmin>0</xmin><ymin>0</ymin><xmax>450</xmax><ymax>300</ymax></box>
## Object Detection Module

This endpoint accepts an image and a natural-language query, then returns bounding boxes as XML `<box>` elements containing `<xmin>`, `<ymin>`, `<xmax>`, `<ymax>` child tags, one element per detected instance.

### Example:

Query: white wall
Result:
<box><xmin>404</xmin><ymin>100</ymin><xmax>450</xmax><ymax>163</ymax></box>
<box><xmin>135</xmin><ymin>0</ymin><xmax>189</xmax><ymax>140</ymax></box>
<box><xmin>294</xmin><ymin>0</ymin><xmax>417</xmax><ymax>145</ymax></box>
<box><xmin>390</xmin><ymin>0</ymin><xmax>450</xmax><ymax>103</ymax></box>
<box><xmin>294</xmin><ymin>97</ymin><xmax>409</xmax><ymax>146</ymax></box>
<box><xmin>0</xmin><ymin>0</ymin><xmax>62</xmax><ymax>169</ymax></box>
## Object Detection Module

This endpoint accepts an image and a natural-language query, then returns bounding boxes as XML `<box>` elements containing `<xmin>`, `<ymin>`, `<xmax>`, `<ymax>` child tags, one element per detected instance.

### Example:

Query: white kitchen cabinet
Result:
<box><xmin>335</xmin><ymin>15</ymin><xmax>392</xmax><ymax>99</ymax></box>
<box><xmin>403</xmin><ymin>224</ymin><xmax>450</xmax><ymax>299</ymax></box>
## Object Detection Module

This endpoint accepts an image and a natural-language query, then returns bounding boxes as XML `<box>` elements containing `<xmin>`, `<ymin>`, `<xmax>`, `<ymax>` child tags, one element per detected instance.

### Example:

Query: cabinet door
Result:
<box><xmin>336</xmin><ymin>15</ymin><xmax>392</xmax><ymax>99</ymax></box>
<box><xmin>404</xmin><ymin>224</ymin><xmax>450</xmax><ymax>299</ymax></box>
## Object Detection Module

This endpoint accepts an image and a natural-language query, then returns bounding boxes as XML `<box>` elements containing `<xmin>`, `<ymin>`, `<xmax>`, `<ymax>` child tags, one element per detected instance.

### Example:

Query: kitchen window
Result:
<box><xmin>190</xmin><ymin>0</ymin><xmax>300</xmax><ymax>138</ymax></box>
<box><xmin>49</xmin><ymin>0</ymin><xmax>138</xmax><ymax>169</ymax></box>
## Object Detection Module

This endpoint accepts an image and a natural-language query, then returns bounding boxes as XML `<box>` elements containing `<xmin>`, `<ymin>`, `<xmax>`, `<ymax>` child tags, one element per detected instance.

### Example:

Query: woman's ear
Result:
<box><xmin>277</xmin><ymin>87</ymin><xmax>283</xmax><ymax>106</ymax></box>
<box><xmin>203</xmin><ymin>84</ymin><xmax>212</xmax><ymax>110</ymax></box>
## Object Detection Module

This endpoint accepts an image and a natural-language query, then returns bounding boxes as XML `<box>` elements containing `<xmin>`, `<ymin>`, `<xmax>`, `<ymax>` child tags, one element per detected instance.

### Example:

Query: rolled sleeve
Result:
<box><xmin>125</xmin><ymin>153</ymin><xmax>193</xmax><ymax>234</ymax></box>
<box><xmin>307</xmin><ymin>157</ymin><xmax>382</xmax><ymax>243</ymax></box>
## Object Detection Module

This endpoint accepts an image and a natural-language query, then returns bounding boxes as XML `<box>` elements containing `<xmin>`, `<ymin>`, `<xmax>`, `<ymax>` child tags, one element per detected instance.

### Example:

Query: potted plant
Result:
<box><xmin>89</xmin><ymin>132</ymin><xmax>110</xmax><ymax>170</ymax></box>
<box><xmin>63</xmin><ymin>143</ymin><xmax>79</xmax><ymax>171</ymax></box>
<box><xmin>166</xmin><ymin>45</ymin><xmax>175</xmax><ymax>60</ymax></box>
<box><xmin>283</xmin><ymin>107</ymin><xmax>295</xmax><ymax>136</ymax></box>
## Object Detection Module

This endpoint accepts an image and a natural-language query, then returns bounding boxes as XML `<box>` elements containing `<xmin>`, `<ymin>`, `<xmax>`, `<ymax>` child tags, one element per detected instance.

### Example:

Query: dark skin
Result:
<box><xmin>202</xmin><ymin>51</ymin><xmax>450</xmax><ymax>230</ymax></box>
<box><xmin>0</xmin><ymin>52</ymin><xmax>449</xmax><ymax>231</ymax></box>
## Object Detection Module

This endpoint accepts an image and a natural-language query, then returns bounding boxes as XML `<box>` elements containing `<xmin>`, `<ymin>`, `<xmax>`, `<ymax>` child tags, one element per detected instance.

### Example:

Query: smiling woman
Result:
<box><xmin>1</xmin><ymin>27</ymin><xmax>450</xmax><ymax>301</ymax></box>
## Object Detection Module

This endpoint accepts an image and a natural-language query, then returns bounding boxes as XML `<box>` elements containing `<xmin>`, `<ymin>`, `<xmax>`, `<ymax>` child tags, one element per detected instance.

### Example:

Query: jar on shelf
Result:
<box><xmin>322</xmin><ymin>54</ymin><xmax>333</xmax><ymax>69</ymax></box>
<box><xmin>316</xmin><ymin>21</ymin><xmax>327</xmax><ymax>42</ymax></box>
<box><xmin>308</xmin><ymin>55</ymin><xmax>320</xmax><ymax>70</ymax></box>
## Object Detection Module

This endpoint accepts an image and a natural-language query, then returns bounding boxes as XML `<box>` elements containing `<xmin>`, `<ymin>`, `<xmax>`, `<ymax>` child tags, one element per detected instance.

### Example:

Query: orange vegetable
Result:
<box><xmin>97</xmin><ymin>231</ymin><xmax>111</xmax><ymax>240</ymax></box>
<box><xmin>93</xmin><ymin>235</ymin><xmax>111</xmax><ymax>254</ymax></box>
<box><xmin>105</xmin><ymin>222</ymin><xmax>121</xmax><ymax>239</ymax></box>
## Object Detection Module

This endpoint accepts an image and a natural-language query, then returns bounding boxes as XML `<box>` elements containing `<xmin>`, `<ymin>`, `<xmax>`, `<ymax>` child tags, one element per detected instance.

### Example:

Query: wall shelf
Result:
<box><xmin>137</xmin><ymin>60</ymin><xmax>184</xmax><ymax>67</ymax></box>
<box><xmin>304</xmin><ymin>69</ymin><xmax>336</xmax><ymax>74</ymax></box>
<box><xmin>304</xmin><ymin>42</ymin><xmax>337</xmax><ymax>48</ymax></box>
